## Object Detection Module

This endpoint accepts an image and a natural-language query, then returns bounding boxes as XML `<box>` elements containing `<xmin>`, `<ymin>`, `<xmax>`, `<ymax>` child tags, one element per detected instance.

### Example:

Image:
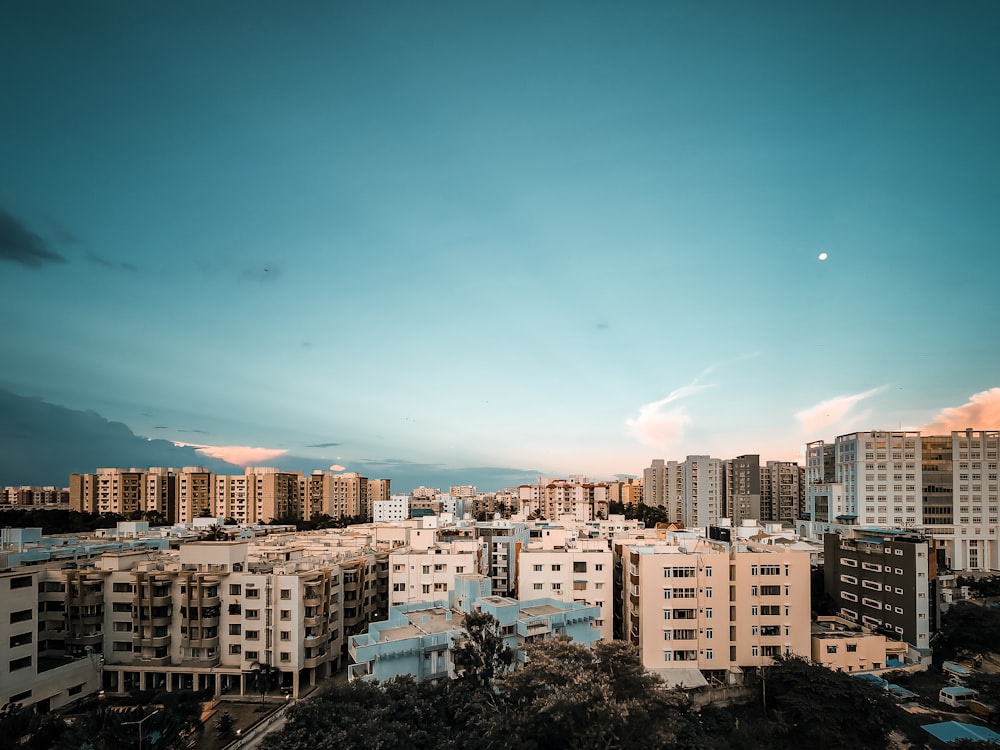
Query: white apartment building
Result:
<box><xmin>683</xmin><ymin>456</ymin><xmax>722</xmax><ymax>529</ymax></box>
<box><xmin>374</xmin><ymin>494</ymin><xmax>411</xmax><ymax>522</ymax></box>
<box><xmin>620</xmin><ymin>540</ymin><xmax>811</xmax><ymax>682</ymax></box>
<box><xmin>388</xmin><ymin>527</ymin><xmax>484</xmax><ymax>608</ymax></box>
<box><xmin>803</xmin><ymin>430</ymin><xmax>999</xmax><ymax>572</ymax></box>
<box><xmin>516</xmin><ymin>540</ymin><xmax>614</xmax><ymax>641</ymax></box>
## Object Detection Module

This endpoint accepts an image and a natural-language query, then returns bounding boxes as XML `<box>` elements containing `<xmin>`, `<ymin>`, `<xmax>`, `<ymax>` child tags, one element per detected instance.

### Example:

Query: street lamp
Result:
<box><xmin>122</xmin><ymin>707</ymin><xmax>161</xmax><ymax>750</ymax></box>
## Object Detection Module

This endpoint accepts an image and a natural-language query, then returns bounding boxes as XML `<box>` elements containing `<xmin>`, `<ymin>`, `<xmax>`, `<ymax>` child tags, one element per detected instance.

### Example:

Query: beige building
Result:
<box><xmin>811</xmin><ymin>616</ymin><xmax>908</xmax><ymax>673</ymax></box>
<box><xmin>620</xmin><ymin>539</ymin><xmax>811</xmax><ymax>682</ymax></box>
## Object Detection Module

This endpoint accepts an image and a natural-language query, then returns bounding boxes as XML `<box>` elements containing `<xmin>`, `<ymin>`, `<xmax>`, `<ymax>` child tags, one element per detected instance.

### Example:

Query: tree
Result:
<box><xmin>935</xmin><ymin>601</ymin><xmax>1000</xmax><ymax>664</ymax></box>
<box><xmin>249</xmin><ymin>661</ymin><xmax>280</xmax><ymax>707</ymax></box>
<box><xmin>497</xmin><ymin>638</ymin><xmax>692</xmax><ymax>750</ymax></box>
<box><xmin>216</xmin><ymin>711</ymin><xmax>234</xmax><ymax>738</ymax></box>
<box><xmin>743</xmin><ymin>656</ymin><xmax>897</xmax><ymax>750</ymax></box>
<box><xmin>452</xmin><ymin>611</ymin><xmax>514</xmax><ymax>693</ymax></box>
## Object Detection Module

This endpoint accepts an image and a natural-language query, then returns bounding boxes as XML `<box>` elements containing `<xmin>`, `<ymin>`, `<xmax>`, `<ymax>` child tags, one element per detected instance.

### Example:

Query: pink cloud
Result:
<box><xmin>329</xmin><ymin>464</ymin><xmax>346</xmax><ymax>472</ymax></box>
<box><xmin>921</xmin><ymin>388</ymin><xmax>1000</xmax><ymax>433</ymax></box>
<box><xmin>174</xmin><ymin>441</ymin><xmax>287</xmax><ymax>466</ymax></box>
<box><xmin>626</xmin><ymin>384</ymin><xmax>711</xmax><ymax>448</ymax></box>
<box><xmin>795</xmin><ymin>386</ymin><xmax>885</xmax><ymax>436</ymax></box>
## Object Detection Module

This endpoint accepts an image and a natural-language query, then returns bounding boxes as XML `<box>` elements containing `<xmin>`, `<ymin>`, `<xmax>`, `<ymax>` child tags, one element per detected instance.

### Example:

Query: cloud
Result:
<box><xmin>329</xmin><ymin>464</ymin><xmax>346</xmax><ymax>472</ymax></box>
<box><xmin>626</xmin><ymin>383</ymin><xmax>713</xmax><ymax>448</ymax></box>
<box><xmin>84</xmin><ymin>251</ymin><xmax>139</xmax><ymax>272</ymax></box>
<box><xmin>174</xmin><ymin>441</ymin><xmax>288</xmax><ymax>466</ymax></box>
<box><xmin>0</xmin><ymin>206</ymin><xmax>67</xmax><ymax>268</ymax></box>
<box><xmin>307</xmin><ymin>442</ymin><xmax>342</xmax><ymax>448</ymax></box>
<box><xmin>921</xmin><ymin>388</ymin><xmax>1000</xmax><ymax>433</ymax></box>
<box><xmin>795</xmin><ymin>386</ymin><xmax>886</xmax><ymax>436</ymax></box>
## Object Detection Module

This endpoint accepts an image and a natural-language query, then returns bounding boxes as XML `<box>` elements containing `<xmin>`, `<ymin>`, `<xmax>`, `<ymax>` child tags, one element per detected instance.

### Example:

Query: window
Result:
<box><xmin>533</xmin><ymin>565</ymin><xmax>543</xmax><ymax>572</ymax></box>
<box><xmin>9</xmin><ymin>576</ymin><xmax>31</xmax><ymax>590</ymax></box>
<box><xmin>9</xmin><ymin>632</ymin><xmax>32</xmax><ymax>648</ymax></box>
<box><xmin>246</xmin><ymin>609</ymin><xmax>259</xmax><ymax>619</ymax></box>
<box><xmin>826</xmin><ymin>645</ymin><xmax>838</xmax><ymax>654</ymax></box>
<box><xmin>846</xmin><ymin>643</ymin><xmax>857</xmax><ymax>652</ymax></box>
<box><xmin>393</xmin><ymin>583</ymin><xmax>406</xmax><ymax>592</ymax></box>
<box><xmin>595</xmin><ymin>564</ymin><xmax>603</xmax><ymax>571</ymax></box>
<box><xmin>246</xmin><ymin>588</ymin><xmax>260</xmax><ymax>599</ymax></box>
<box><xmin>9</xmin><ymin>609</ymin><xmax>31</xmax><ymax>624</ymax></box>
<box><xmin>533</xmin><ymin>583</ymin><xmax>544</xmax><ymax>590</ymax></box>
<box><xmin>113</xmin><ymin>582</ymin><xmax>132</xmax><ymax>593</ymax></box>
<box><xmin>230</xmin><ymin>584</ymin><xmax>242</xmax><ymax>596</ymax></box>
<box><xmin>552</xmin><ymin>583</ymin><xmax>561</xmax><ymax>591</ymax></box>
<box><xmin>551</xmin><ymin>565</ymin><xmax>561</xmax><ymax>572</ymax></box>
<box><xmin>230</xmin><ymin>644</ymin><xmax>242</xmax><ymax>655</ymax></box>
<box><xmin>280</xmin><ymin>631</ymin><xmax>290</xmax><ymax>641</ymax></box>
<box><xmin>245</xmin><ymin>650</ymin><xmax>259</xmax><ymax>661</ymax></box>
<box><xmin>245</xmin><ymin>630</ymin><xmax>260</xmax><ymax>640</ymax></box>
<box><xmin>422</xmin><ymin>584</ymin><xmax>431</xmax><ymax>594</ymax></box>
<box><xmin>280</xmin><ymin>589</ymin><xmax>291</xmax><ymax>600</ymax></box>
<box><xmin>229</xmin><ymin>624</ymin><xmax>241</xmax><ymax>635</ymax></box>
<box><xmin>280</xmin><ymin>652</ymin><xmax>290</xmax><ymax>662</ymax></box>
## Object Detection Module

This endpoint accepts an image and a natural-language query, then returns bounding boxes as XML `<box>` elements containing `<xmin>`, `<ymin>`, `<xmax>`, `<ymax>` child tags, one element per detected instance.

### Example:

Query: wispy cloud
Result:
<box><xmin>795</xmin><ymin>386</ymin><xmax>886</xmax><ymax>436</ymax></box>
<box><xmin>174</xmin><ymin>441</ymin><xmax>287</xmax><ymax>466</ymax></box>
<box><xmin>921</xmin><ymin>388</ymin><xmax>1000</xmax><ymax>433</ymax></box>
<box><xmin>85</xmin><ymin>251</ymin><xmax>139</xmax><ymax>272</ymax></box>
<box><xmin>0</xmin><ymin>206</ymin><xmax>67</xmax><ymax>268</ymax></box>
<box><xmin>307</xmin><ymin>441</ymin><xmax>342</xmax><ymax>448</ymax></box>
<box><xmin>626</xmin><ymin>382</ymin><xmax>713</xmax><ymax>449</ymax></box>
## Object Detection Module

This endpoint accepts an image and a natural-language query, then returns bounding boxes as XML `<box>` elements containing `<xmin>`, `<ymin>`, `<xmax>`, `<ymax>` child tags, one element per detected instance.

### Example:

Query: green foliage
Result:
<box><xmin>452</xmin><ymin>611</ymin><xmax>514</xmax><ymax>693</ymax></box>
<box><xmin>956</xmin><ymin>575</ymin><xmax>1000</xmax><ymax>599</ymax></box>
<box><xmin>0</xmin><ymin>508</ymin><xmax>123</xmax><ymax>535</ymax></box>
<box><xmin>499</xmin><ymin>639</ymin><xmax>690</xmax><ymax>750</ymax></box>
<box><xmin>935</xmin><ymin>601</ymin><xmax>1000</xmax><ymax>663</ymax></box>
<box><xmin>215</xmin><ymin>711</ymin><xmax>234</xmax><ymax>737</ymax></box>
<box><xmin>608</xmin><ymin>501</ymin><xmax>671</xmax><ymax>527</ymax></box>
<box><xmin>745</xmin><ymin>656</ymin><xmax>896</xmax><ymax>750</ymax></box>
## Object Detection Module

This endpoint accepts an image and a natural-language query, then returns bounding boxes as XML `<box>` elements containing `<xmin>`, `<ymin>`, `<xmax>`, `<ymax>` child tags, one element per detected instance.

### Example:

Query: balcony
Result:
<box><xmin>135</xmin><ymin>654</ymin><xmax>171</xmax><ymax>667</ymax></box>
<box><xmin>134</xmin><ymin>634</ymin><xmax>171</xmax><ymax>648</ymax></box>
<box><xmin>66</xmin><ymin>631</ymin><xmax>104</xmax><ymax>647</ymax></box>
<box><xmin>303</xmin><ymin>651</ymin><xmax>328</xmax><ymax>668</ymax></box>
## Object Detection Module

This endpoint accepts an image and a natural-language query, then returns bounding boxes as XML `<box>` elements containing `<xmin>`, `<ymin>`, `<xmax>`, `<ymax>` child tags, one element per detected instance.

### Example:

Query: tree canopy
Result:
<box><xmin>934</xmin><ymin>601</ymin><xmax>1000</xmax><ymax>664</ymax></box>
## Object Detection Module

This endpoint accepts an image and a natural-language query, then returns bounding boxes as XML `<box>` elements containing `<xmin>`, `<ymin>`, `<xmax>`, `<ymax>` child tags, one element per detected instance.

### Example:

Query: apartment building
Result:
<box><xmin>388</xmin><ymin>527</ymin><xmax>484</xmax><ymax>608</ymax></box>
<box><xmin>761</xmin><ymin>461</ymin><xmax>804</xmax><ymax>524</ymax></box>
<box><xmin>474</xmin><ymin>520</ymin><xmax>529</xmax><ymax>596</ymax></box>
<box><xmin>373</xmin><ymin>494</ymin><xmax>411</xmax><ymax>522</ymax></box>
<box><xmin>516</xmin><ymin>539</ymin><xmax>613</xmax><ymax>642</ymax></box>
<box><xmin>823</xmin><ymin>531</ymin><xmax>935</xmax><ymax>653</ymax></box>
<box><xmin>1</xmin><ymin>568</ymin><xmax>103</xmax><ymax>712</ymax></box>
<box><xmin>683</xmin><ymin>456</ymin><xmax>722</xmax><ymax>529</ymax></box>
<box><xmin>643</xmin><ymin>459</ymin><xmax>682</xmax><ymax>518</ymax></box>
<box><xmin>724</xmin><ymin>455</ymin><xmax>761</xmax><ymax>523</ymax></box>
<box><xmin>619</xmin><ymin>539</ymin><xmax>811</xmax><ymax>683</ymax></box>
<box><xmin>68</xmin><ymin>467</ymin><xmax>389</xmax><ymax>525</ymax></box>
<box><xmin>0</xmin><ymin>486</ymin><xmax>69</xmax><ymax>507</ymax></box>
<box><xmin>348</xmin><ymin>575</ymin><xmax>600</xmax><ymax>682</ymax></box>
<box><xmin>803</xmin><ymin>429</ymin><xmax>999</xmax><ymax>572</ymax></box>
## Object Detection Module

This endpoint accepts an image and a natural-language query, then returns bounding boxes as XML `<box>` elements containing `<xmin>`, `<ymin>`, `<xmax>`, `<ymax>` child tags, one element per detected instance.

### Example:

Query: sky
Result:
<box><xmin>2</xmin><ymin>1</ymin><xmax>999</xmax><ymax>490</ymax></box>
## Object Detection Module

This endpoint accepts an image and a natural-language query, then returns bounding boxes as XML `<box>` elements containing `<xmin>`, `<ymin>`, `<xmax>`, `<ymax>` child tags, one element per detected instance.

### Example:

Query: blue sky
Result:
<box><xmin>2</xmin><ymin>1</ymin><xmax>999</xmax><ymax>489</ymax></box>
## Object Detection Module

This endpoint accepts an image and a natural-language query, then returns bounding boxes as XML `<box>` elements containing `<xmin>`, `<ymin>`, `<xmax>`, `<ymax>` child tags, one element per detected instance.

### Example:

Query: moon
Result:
<box><xmin>818</xmin><ymin>252</ymin><xmax>828</xmax><ymax>261</ymax></box>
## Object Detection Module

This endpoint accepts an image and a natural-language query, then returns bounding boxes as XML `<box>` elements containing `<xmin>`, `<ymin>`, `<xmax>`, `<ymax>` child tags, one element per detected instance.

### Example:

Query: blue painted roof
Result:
<box><xmin>922</xmin><ymin>721</ymin><xmax>1000</xmax><ymax>744</ymax></box>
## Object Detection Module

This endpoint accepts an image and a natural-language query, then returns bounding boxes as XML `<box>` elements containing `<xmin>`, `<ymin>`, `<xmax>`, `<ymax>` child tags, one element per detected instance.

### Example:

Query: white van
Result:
<box><xmin>939</xmin><ymin>686</ymin><xmax>979</xmax><ymax>708</ymax></box>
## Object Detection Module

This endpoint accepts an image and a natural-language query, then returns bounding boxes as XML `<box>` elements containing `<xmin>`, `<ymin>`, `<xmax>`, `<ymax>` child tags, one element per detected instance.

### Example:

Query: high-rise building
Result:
<box><xmin>724</xmin><ymin>454</ymin><xmax>761</xmax><ymax>523</ymax></box>
<box><xmin>824</xmin><ymin>531</ymin><xmax>936</xmax><ymax>653</ymax></box>
<box><xmin>619</xmin><ymin>539</ymin><xmax>811</xmax><ymax>682</ymax></box>
<box><xmin>761</xmin><ymin>461</ymin><xmax>804</xmax><ymax>523</ymax></box>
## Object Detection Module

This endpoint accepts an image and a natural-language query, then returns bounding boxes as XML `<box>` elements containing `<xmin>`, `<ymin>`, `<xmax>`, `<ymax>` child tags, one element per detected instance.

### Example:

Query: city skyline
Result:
<box><xmin>2</xmin><ymin>2</ymin><xmax>999</xmax><ymax>485</ymax></box>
